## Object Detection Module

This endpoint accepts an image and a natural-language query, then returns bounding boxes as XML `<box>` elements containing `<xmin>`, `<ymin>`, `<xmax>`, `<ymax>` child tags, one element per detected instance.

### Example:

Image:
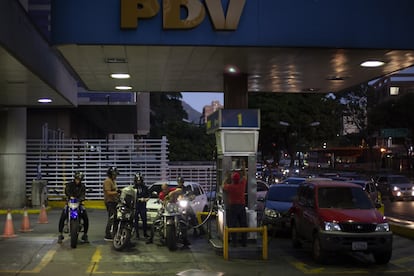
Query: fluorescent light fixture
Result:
<box><xmin>38</xmin><ymin>98</ymin><xmax>52</xmax><ymax>103</ymax></box>
<box><xmin>360</xmin><ymin>60</ymin><xmax>385</xmax><ymax>67</ymax></box>
<box><xmin>110</xmin><ymin>73</ymin><xmax>130</xmax><ymax>79</ymax></box>
<box><xmin>115</xmin><ymin>85</ymin><xmax>132</xmax><ymax>90</ymax></box>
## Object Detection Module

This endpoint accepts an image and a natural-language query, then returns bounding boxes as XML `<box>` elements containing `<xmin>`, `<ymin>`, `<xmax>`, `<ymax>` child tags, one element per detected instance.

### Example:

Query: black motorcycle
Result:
<box><xmin>65</xmin><ymin>197</ymin><xmax>84</xmax><ymax>248</ymax></box>
<box><xmin>112</xmin><ymin>185</ymin><xmax>137</xmax><ymax>251</ymax></box>
<box><xmin>151</xmin><ymin>193</ymin><xmax>191</xmax><ymax>251</ymax></box>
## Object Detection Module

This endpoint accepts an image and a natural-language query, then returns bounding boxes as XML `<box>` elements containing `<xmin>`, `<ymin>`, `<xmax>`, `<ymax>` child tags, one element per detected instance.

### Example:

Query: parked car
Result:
<box><xmin>290</xmin><ymin>180</ymin><xmax>393</xmax><ymax>264</ymax></box>
<box><xmin>375</xmin><ymin>174</ymin><xmax>414</xmax><ymax>201</ymax></box>
<box><xmin>281</xmin><ymin>177</ymin><xmax>307</xmax><ymax>185</ymax></box>
<box><xmin>255</xmin><ymin>180</ymin><xmax>269</xmax><ymax>220</ymax></box>
<box><xmin>349</xmin><ymin>179</ymin><xmax>380</xmax><ymax>204</ymax></box>
<box><xmin>261</xmin><ymin>184</ymin><xmax>300</xmax><ymax>233</ymax></box>
<box><xmin>146</xmin><ymin>181</ymin><xmax>208</xmax><ymax>223</ymax></box>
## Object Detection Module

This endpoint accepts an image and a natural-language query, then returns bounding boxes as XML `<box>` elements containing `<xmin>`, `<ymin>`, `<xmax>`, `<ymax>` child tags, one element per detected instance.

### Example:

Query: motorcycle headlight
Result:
<box><xmin>166</xmin><ymin>203</ymin><xmax>178</xmax><ymax>213</ymax></box>
<box><xmin>179</xmin><ymin>200</ymin><xmax>189</xmax><ymax>208</ymax></box>
<box><xmin>324</xmin><ymin>221</ymin><xmax>341</xmax><ymax>231</ymax></box>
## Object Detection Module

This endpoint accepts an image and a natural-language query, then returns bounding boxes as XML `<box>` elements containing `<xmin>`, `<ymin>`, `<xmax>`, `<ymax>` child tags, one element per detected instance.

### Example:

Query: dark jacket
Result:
<box><xmin>65</xmin><ymin>181</ymin><xmax>86</xmax><ymax>201</ymax></box>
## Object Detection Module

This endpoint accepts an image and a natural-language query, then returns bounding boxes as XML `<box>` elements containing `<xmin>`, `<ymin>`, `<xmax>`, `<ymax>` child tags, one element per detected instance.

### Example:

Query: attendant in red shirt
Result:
<box><xmin>159</xmin><ymin>183</ymin><xmax>175</xmax><ymax>201</ymax></box>
<box><xmin>223</xmin><ymin>168</ymin><xmax>247</xmax><ymax>247</ymax></box>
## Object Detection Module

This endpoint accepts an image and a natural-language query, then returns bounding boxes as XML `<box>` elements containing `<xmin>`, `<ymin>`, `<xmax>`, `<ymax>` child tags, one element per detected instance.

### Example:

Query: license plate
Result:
<box><xmin>352</xmin><ymin>242</ymin><xmax>367</xmax><ymax>250</ymax></box>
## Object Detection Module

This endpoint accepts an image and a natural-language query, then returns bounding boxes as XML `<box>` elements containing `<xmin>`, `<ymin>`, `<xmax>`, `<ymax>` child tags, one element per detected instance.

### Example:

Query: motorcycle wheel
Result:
<box><xmin>70</xmin><ymin>219</ymin><xmax>79</xmax><ymax>248</ymax></box>
<box><xmin>166</xmin><ymin>224</ymin><xmax>177</xmax><ymax>251</ymax></box>
<box><xmin>113</xmin><ymin>225</ymin><xmax>131</xmax><ymax>251</ymax></box>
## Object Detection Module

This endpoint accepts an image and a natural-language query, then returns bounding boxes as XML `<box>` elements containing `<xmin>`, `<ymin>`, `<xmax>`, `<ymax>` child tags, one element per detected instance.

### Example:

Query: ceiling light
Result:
<box><xmin>224</xmin><ymin>65</ymin><xmax>240</xmax><ymax>74</ymax></box>
<box><xmin>360</xmin><ymin>60</ymin><xmax>385</xmax><ymax>67</ymax></box>
<box><xmin>115</xmin><ymin>86</ymin><xmax>132</xmax><ymax>90</ymax></box>
<box><xmin>110</xmin><ymin>73</ymin><xmax>130</xmax><ymax>79</ymax></box>
<box><xmin>38</xmin><ymin>98</ymin><xmax>52</xmax><ymax>103</ymax></box>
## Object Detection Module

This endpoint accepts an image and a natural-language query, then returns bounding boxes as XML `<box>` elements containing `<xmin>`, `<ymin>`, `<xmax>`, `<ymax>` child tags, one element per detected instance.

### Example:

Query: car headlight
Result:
<box><xmin>324</xmin><ymin>221</ymin><xmax>341</xmax><ymax>231</ymax></box>
<box><xmin>393</xmin><ymin>186</ymin><xmax>400</xmax><ymax>191</ymax></box>
<box><xmin>375</xmin><ymin>223</ymin><xmax>390</xmax><ymax>232</ymax></box>
<box><xmin>264</xmin><ymin>208</ymin><xmax>281</xmax><ymax>218</ymax></box>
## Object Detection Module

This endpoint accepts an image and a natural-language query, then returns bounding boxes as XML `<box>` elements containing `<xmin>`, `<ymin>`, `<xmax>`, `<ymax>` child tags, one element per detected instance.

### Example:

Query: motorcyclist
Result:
<box><xmin>103</xmin><ymin>166</ymin><xmax>120</xmax><ymax>241</ymax></box>
<box><xmin>57</xmin><ymin>171</ymin><xmax>89</xmax><ymax>243</ymax></box>
<box><xmin>146</xmin><ymin>177</ymin><xmax>192</xmax><ymax>246</ymax></box>
<box><xmin>133</xmin><ymin>172</ymin><xmax>149</xmax><ymax>239</ymax></box>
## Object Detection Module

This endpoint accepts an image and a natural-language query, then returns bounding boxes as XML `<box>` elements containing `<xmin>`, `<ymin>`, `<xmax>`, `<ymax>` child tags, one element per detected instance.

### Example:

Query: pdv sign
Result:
<box><xmin>121</xmin><ymin>0</ymin><xmax>246</xmax><ymax>30</ymax></box>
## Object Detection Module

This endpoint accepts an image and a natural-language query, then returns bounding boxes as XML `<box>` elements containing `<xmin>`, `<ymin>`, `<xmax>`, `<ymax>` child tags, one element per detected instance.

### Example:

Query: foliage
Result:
<box><xmin>149</xmin><ymin>92</ymin><xmax>215</xmax><ymax>161</ymax></box>
<box><xmin>249</xmin><ymin>93</ymin><xmax>341</xmax><ymax>165</ymax></box>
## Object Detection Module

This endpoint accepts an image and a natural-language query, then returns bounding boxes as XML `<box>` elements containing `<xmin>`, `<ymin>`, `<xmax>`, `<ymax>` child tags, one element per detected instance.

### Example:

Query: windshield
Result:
<box><xmin>318</xmin><ymin>187</ymin><xmax>373</xmax><ymax>209</ymax></box>
<box><xmin>267</xmin><ymin>186</ymin><xmax>298</xmax><ymax>202</ymax></box>
<box><xmin>388</xmin><ymin>176</ymin><xmax>410</xmax><ymax>184</ymax></box>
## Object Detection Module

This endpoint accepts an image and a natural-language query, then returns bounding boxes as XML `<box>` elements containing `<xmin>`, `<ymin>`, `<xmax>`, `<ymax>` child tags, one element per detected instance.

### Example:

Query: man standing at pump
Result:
<box><xmin>223</xmin><ymin>160</ymin><xmax>247</xmax><ymax>247</ymax></box>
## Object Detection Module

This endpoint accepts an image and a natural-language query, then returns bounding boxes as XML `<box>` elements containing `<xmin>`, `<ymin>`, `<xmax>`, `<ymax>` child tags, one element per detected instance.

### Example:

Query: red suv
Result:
<box><xmin>290</xmin><ymin>180</ymin><xmax>393</xmax><ymax>264</ymax></box>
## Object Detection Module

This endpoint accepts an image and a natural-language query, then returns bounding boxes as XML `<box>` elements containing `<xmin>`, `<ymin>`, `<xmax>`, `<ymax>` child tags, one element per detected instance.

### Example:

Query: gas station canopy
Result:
<box><xmin>2</xmin><ymin>0</ymin><xmax>414</xmax><ymax>107</ymax></box>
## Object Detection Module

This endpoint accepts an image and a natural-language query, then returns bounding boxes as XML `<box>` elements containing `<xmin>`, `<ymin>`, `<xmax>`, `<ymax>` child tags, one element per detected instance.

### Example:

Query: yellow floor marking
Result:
<box><xmin>86</xmin><ymin>245</ymin><xmax>103</xmax><ymax>274</ymax></box>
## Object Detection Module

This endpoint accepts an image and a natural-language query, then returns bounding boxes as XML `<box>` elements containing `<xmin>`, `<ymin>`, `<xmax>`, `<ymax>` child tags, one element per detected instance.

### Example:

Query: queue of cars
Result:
<box><xmin>256</xmin><ymin>172</ymin><xmax>414</xmax><ymax>264</ymax></box>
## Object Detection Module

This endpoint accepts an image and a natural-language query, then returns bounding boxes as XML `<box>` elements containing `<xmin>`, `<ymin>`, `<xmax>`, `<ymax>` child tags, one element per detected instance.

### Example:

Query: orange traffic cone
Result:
<box><xmin>2</xmin><ymin>210</ymin><xmax>17</xmax><ymax>238</ymax></box>
<box><xmin>20</xmin><ymin>208</ymin><xmax>33</xmax><ymax>232</ymax></box>
<box><xmin>37</xmin><ymin>205</ymin><xmax>48</xmax><ymax>224</ymax></box>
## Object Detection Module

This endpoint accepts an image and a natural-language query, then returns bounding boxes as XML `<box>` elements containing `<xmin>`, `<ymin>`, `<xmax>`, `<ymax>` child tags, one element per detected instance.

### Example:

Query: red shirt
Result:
<box><xmin>159</xmin><ymin>187</ymin><xmax>176</xmax><ymax>201</ymax></box>
<box><xmin>223</xmin><ymin>178</ymin><xmax>246</xmax><ymax>205</ymax></box>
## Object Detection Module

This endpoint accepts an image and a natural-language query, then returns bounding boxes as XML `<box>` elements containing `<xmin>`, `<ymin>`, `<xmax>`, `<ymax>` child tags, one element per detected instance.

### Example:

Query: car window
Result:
<box><xmin>318</xmin><ymin>187</ymin><xmax>373</xmax><ymax>209</ymax></box>
<box><xmin>267</xmin><ymin>186</ymin><xmax>298</xmax><ymax>202</ymax></box>
<box><xmin>257</xmin><ymin>182</ymin><xmax>268</xmax><ymax>192</ymax></box>
<box><xmin>192</xmin><ymin>185</ymin><xmax>201</xmax><ymax>196</ymax></box>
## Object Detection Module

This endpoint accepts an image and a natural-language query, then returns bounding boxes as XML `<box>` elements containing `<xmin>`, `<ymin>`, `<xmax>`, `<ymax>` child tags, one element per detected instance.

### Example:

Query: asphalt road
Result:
<box><xmin>1</xmin><ymin>208</ymin><xmax>414</xmax><ymax>276</ymax></box>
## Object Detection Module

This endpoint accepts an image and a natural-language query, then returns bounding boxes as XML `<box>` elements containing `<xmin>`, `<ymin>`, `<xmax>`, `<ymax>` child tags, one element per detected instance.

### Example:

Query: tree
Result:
<box><xmin>249</xmin><ymin>93</ymin><xmax>341</xmax><ymax>166</ymax></box>
<box><xmin>149</xmin><ymin>92</ymin><xmax>215</xmax><ymax>161</ymax></box>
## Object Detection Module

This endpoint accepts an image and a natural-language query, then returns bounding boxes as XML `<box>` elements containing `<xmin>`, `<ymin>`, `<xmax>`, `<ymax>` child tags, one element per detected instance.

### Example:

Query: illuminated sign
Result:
<box><xmin>121</xmin><ymin>0</ymin><xmax>246</xmax><ymax>30</ymax></box>
<box><xmin>206</xmin><ymin>109</ymin><xmax>260</xmax><ymax>134</ymax></box>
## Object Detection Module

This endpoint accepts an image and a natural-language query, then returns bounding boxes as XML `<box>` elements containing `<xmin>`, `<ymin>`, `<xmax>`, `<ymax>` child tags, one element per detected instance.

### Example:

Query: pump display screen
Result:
<box><xmin>216</xmin><ymin>131</ymin><xmax>258</xmax><ymax>155</ymax></box>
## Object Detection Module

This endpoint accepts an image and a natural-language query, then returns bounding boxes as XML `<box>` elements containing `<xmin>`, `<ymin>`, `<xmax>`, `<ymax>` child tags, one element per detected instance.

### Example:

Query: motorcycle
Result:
<box><xmin>151</xmin><ymin>193</ymin><xmax>191</xmax><ymax>251</ymax></box>
<box><xmin>112</xmin><ymin>185</ymin><xmax>137</xmax><ymax>251</ymax></box>
<box><xmin>65</xmin><ymin>197</ymin><xmax>84</xmax><ymax>248</ymax></box>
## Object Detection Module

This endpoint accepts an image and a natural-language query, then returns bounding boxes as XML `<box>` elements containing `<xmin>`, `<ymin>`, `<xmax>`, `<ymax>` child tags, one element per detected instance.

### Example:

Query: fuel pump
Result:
<box><xmin>206</xmin><ymin>109</ymin><xmax>260</xmax><ymax>243</ymax></box>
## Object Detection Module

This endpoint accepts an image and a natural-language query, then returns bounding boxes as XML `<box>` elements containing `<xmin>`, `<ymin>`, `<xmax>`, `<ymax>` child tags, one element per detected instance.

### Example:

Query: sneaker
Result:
<box><xmin>104</xmin><ymin>236</ymin><xmax>113</xmax><ymax>241</ymax></box>
<box><xmin>81</xmin><ymin>234</ymin><xmax>89</xmax><ymax>243</ymax></box>
<box><xmin>58</xmin><ymin>234</ymin><xmax>64</xmax><ymax>244</ymax></box>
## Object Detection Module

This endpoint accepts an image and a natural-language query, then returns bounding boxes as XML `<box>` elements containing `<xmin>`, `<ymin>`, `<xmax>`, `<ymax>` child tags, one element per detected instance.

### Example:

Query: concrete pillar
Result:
<box><xmin>136</xmin><ymin>92</ymin><xmax>150</xmax><ymax>136</ymax></box>
<box><xmin>0</xmin><ymin>108</ymin><xmax>27</xmax><ymax>208</ymax></box>
<box><xmin>223</xmin><ymin>73</ymin><xmax>248</xmax><ymax>109</ymax></box>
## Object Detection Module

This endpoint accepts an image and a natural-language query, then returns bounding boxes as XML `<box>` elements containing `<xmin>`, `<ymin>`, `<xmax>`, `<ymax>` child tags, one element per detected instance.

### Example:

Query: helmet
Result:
<box><xmin>134</xmin><ymin>172</ymin><xmax>144</xmax><ymax>184</ymax></box>
<box><xmin>74</xmin><ymin>171</ymin><xmax>84</xmax><ymax>181</ymax></box>
<box><xmin>177</xmin><ymin>176</ymin><xmax>184</xmax><ymax>185</ymax></box>
<box><xmin>107</xmin><ymin>166</ymin><xmax>119</xmax><ymax>177</ymax></box>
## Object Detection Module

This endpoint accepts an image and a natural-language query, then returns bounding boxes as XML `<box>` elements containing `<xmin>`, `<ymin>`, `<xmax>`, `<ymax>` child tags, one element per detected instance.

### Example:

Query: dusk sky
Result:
<box><xmin>182</xmin><ymin>92</ymin><xmax>224</xmax><ymax>113</ymax></box>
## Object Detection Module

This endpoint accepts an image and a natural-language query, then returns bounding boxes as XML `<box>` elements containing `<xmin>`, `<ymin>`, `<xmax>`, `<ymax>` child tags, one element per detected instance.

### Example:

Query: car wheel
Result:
<box><xmin>373</xmin><ymin>250</ymin><xmax>392</xmax><ymax>264</ymax></box>
<box><xmin>312</xmin><ymin>235</ymin><xmax>327</xmax><ymax>263</ymax></box>
<box><xmin>291</xmin><ymin>224</ymin><xmax>301</xmax><ymax>248</ymax></box>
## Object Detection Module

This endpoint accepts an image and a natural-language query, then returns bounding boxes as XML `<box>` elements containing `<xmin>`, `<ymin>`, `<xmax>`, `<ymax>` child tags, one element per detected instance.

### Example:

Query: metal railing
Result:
<box><xmin>26</xmin><ymin>137</ymin><xmax>216</xmax><ymax>201</ymax></box>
